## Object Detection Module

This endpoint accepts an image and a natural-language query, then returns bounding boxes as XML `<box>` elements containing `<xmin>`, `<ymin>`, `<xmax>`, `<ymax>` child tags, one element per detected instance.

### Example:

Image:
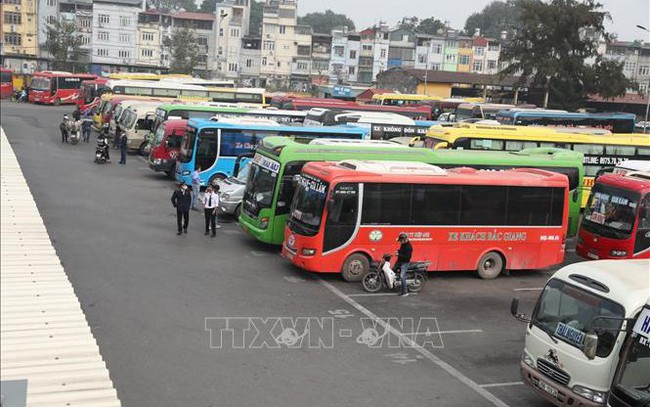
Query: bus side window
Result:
<box><xmin>639</xmin><ymin>195</ymin><xmax>650</xmax><ymax>231</ymax></box>
<box><xmin>276</xmin><ymin>161</ymin><xmax>306</xmax><ymax>215</ymax></box>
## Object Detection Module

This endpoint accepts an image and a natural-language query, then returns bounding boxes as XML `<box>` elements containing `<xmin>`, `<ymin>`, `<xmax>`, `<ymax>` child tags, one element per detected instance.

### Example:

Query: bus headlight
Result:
<box><xmin>260</xmin><ymin>217</ymin><xmax>269</xmax><ymax>229</ymax></box>
<box><xmin>153</xmin><ymin>158</ymin><xmax>161</xmax><ymax>165</ymax></box>
<box><xmin>301</xmin><ymin>248</ymin><xmax>316</xmax><ymax>256</ymax></box>
<box><xmin>610</xmin><ymin>250</ymin><xmax>627</xmax><ymax>257</ymax></box>
<box><xmin>572</xmin><ymin>385</ymin><xmax>606</xmax><ymax>403</ymax></box>
<box><xmin>522</xmin><ymin>353</ymin><xmax>535</xmax><ymax>368</ymax></box>
<box><xmin>221</xmin><ymin>193</ymin><xmax>230</xmax><ymax>201</ymax></box>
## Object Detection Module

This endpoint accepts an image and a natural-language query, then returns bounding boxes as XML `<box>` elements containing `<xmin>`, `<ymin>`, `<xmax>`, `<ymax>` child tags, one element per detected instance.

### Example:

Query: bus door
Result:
<box><xmin>195</xmin><ymin>128</ymin><xmax>220</xmax><ymax>174</ymax></box>
<box><xmin>51</xmin><ymin>78</ymin><xmax>58</xmax><ymax>99</ymax></box>
<box><xmin>323</xmin><ymin>183</ymin><xmax>360</xmax><ymax>254</ymax></box>
<box><xmin>635</xmin><ymin>194</ymin><xmax>650</xmax><ymax>257</ymax></box>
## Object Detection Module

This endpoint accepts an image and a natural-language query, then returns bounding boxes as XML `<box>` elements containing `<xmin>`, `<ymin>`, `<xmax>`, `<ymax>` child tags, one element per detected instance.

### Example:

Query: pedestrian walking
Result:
<box><xmin>191</xmin><ymin>166</ymin><xmax>201</xmax><ymax>210</ymax></box>
<box><xmin>118</xmin><ymin>131</ymin><xmax>127</xmax><ymax>164</ymax></box>
<box><xmin>60</xmin><ymin>115</ymin><xmax>70</xmax><ymax>143</ymax></box>
<box><xmin>81</xmin><ymin>112</ymin><xmax>92</xmax><ymax>143</ymax></box>
<box><xmin>202</xmin><ymin>185</ymin><xmax>220</xmax><ymax>237</ymax></box>
<box><xmin>171</xmin><ymin>182</ymin><xmax>192</xmax><ymax>235</ymax></box>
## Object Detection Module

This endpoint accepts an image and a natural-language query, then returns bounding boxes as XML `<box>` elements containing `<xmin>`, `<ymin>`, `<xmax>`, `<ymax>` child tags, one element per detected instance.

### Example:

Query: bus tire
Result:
<box><xmin>139</xmin><ymin>142</ymin><xmax>147</xmax><ymax>156</ymax></box>
<box><xmin>234</xmin><ymin>204</ymin><xmax>242</xmax><ymax>218</ymax></box>
<box><xmin>209</xmin><ymin>173</ymin><xmax>225</xmax><ymax>187</ymax></box>
<box><xmin>341</xmin><ymin>253</ymin><xmax>370</xmax><ymax>282</ymax></box>
<box><xmin>477</xmin><ymin>251</ymin><xmax>504</xmax><ymax>280</ymax></box>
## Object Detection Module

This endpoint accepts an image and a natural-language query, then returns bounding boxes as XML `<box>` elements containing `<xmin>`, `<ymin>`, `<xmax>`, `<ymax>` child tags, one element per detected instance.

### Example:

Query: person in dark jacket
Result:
<box><xmin>72</xmin><ymin>106</ymin><xmax>81</xmax><ymax>121</ymax></box>
<box><xmin>81</xmin><ymin>111</ymin><xmax>92</xmax><ymax>143</ymax></box>
<box><xmin>60</xmin><ymin>115</ymin><xmax>70</xmax><ymax>143</ymax></box>
<box><xmin>118</xmin><ymin>131</ymin><xmax>127</xmax><ymax>164</ymax></box>
<box><xmin>171</xmin><ymin>182</ymin><xmax>192</xmax><ymax>235</ymax></box>
<box><xmin>394</xmin><ymin>233</ymin><xmax>413</xmax><ymax>297</ymax></box>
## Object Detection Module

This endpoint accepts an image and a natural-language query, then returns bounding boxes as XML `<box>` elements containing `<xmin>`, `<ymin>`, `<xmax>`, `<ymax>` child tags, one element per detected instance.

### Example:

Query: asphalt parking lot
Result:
<box><xmin>1</xmin><ymin>100</ymin><xmax>585</xmax><ymax>406</ymax></box>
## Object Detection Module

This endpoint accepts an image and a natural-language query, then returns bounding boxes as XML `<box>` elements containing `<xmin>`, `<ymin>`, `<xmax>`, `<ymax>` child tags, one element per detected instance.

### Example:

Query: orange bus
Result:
<box><xmin>282</xmin><ymin>161</ymin><xmax>569</xmax><ymax>281</ymax></box>
<box><xmin>0</xmin><ymin>68</ymin><xmax>13</xmax><ymax>99</ymax></box>
<box><xmin>29</xmin><ymin>71</ymin><xmax>97</xmax><ymax>105</ymax></box>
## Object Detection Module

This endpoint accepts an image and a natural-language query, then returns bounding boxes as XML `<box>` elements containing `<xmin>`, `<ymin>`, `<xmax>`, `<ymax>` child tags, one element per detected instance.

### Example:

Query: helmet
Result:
<box><xmin>397</xmin><ymin>233</ymin><xmax>408</xmax><ymax>242</ymax></box>
<box><xmin>63</xmin><ymin>114</ymin><xmax>69</xmax><ymax>119</ymax></box>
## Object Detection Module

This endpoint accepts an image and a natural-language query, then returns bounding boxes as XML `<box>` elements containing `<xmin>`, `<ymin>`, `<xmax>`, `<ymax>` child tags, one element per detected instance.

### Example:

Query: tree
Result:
<box><xmin>199</xmin><ymin>0</ymin><xmax>220</xmax><ymax>13</ymax></box>
<box><xmin>417</xmin><ymin>17</ymin><xmax>446</xmax><ymax>36</ymax></box>
<box><xmin>499</xmin><ymin>0</ymin><xmax>632</xmax><ymax>110</ymax></box>
<box><xmin>463</xmin><ymin>1</ymin><xmax>520</xmax><ymax>38</ymax></box>
<box><xmin>297</xmin><ymin>10</ymin><xmax>355</xmax><ymax>34</ymax></box>
<box><xmin>148</xmin><ymin>0</ymin><xmax>196</xmax><ymax>12</ymax></box>
<box><xmin>166</xmin><ymin>28</ymin><xmax>200</xmax><ymax>74</ymax></box>
<box><xmin>43</xmin><ymin>19</ymin><xmax>85</xmax><ymax>71</ymax></box>
<box><xmin>248</xmin><ymin>0</ymin><xmax>263</xmax><ymax>36</ymax></box>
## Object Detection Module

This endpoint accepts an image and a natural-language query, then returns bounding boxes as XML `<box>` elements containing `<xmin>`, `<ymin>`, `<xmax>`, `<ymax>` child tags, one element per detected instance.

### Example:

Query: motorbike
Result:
<box><xmin>69</xmin><ymin>121</ymin><xmax>81</xmax><ymax>145</ymax></box>
<box><xmin>361</xmin><ymin>255</ymin><xmax>429</xmax><ymax>293</ymax></box>
<box><xmin>95</xmin><ymin>136</ymin><xmax>110</xmax><ymax>164</ymax></box>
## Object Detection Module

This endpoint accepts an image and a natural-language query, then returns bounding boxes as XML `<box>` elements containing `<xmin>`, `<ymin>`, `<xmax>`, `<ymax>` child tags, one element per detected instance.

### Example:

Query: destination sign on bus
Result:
<box><xmin>371</xmin><ymin>124</ymin><xmax>428</xmax><ymax>139</ymax></box>
<box><xmin>297</xmin><ymin>174</ymin><xmax>327</xmax><ymax>194</ymax></box>
<box><xmin>554</xmin><ymin>322</ymin><xmax>586</xmax><ymax>346</ymax></box>
<box><xmin>252</xmin><ymin>153</ymin><xmax>280</xmax><ymax>174</ymax></box>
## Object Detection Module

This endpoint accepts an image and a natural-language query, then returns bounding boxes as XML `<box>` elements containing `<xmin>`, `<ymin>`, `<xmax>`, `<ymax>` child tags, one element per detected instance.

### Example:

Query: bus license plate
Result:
<box><xmin>536</xmin><ymin>380</ymin><xmax>559</xmax><ymax>398</ymax></box>
<box><xmin>587</xmin><ymin>252</ymin><xmax>599</xmax><ymax>260</ymax></box>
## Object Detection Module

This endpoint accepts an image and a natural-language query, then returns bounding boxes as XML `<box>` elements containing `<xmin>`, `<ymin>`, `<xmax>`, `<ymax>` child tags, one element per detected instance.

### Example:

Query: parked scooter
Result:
<box><xmin>69</xmin><ymin>120</ymin><xmax>81</xmax><ymax>145</ymax></box>
<box><xmin>361</xmin><ymin>254</ymin><xmax>429</xmax><ymax>293</ymax></box>
<box><xmin>95</xmin><ymin>133</ymin><xmax>110</xmax><ymax>164</ymax></box>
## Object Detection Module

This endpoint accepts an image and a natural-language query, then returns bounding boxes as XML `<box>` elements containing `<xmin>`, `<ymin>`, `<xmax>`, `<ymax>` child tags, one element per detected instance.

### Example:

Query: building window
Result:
<box><xmin>263</xmin><ymin>41</ymin><xmax>275</xmax><ymax>51</ymax></box>
<box><xmin>230</xmin><ymin>28</ymin><xmax>240</xmax><ymax>38</ymax></box>
<box><xmin>219</xmin><ymin>28</ymin><xmax>224</xmax><ymax>37</ymax></box>
<box><xmin>432</xmin><ymin>43</ymin><xmax>442</xmax><ymax>54</ymax></box>
<box><xmin>228</xmin><ymin>62</ymin><xmax>238</xmax><ymax>72</ymax></box>
<box><xmin>333</xmin><ymin>46</ymin><xmax>344</xmax><ymax>57</ymax></box>
<box><xmin>4</xmin><ymin>33</ymin><xmax>22</xmax><ymax>45</ymax></box>
<box><xmin>80</xmin><ymin>35</ymin><xmax>90</xmax><ymax>45</ymax></box>
<box><xmin>349</xmin><ymin>50</ymin><xmax>356</xmax><ymax>59</ymax></box>
<box><xmin>245</xmin><ymin>59</ymin><xmax>253</xmax><ymax>68</ymax></box>
<box><xmin>348</xmin><ymin>66</ymin><xmax>355</xmax><ymax>75</ymax></box>
<box><xmin>119</xmin><ymin>33</ymin><xmax>130</xmax><ymax>43</ymax></box>
<box><xmin>472</xmin><ymin>61</ymin><xmax>483</xmax><ymax>72</ymax></box>
<box><xmin>279</xmin><ymin>25</ymin><xmax>286</xmax><ymax>34</ymax></box>
<box><xmin>98</xmin><ymin>14</ymin><xmax>110</xmax><ymax>25</ymax></box>
<box><xmin>445</xmin><ymin>54</ymin><xmax>456</xmax><ymax>63</ymax></box>
<box><xmin>96</xmin><ymin>48</ymin><xmax>109</xmax><ymax>57</ymax></box>
<box><xmin>46</xmin><ymin>0</ymin><xmax>56</xmax><ymax>5</ymax></box>
<box><xmin>4</xmin><ymin>12</ymin><xmax>21</xmax><ymax>24</ymax></box>
<box><xmin>475</xmin><ymin>47</ymin><xmax>485</xmax><ymax>56</ymax></box>
<box><xmin>118</xmin><ymin>50</ymin><xmax>131</xmax><ymax>59</ymax></box>
<box><xmin>445</xmin><ymin>40</ymin><xmax>456</xmax><ymax>48</ymax></box>
<box><xmin>459</xmin><ymin>55</ymin><xmax>470</xmax><ymax>65</ymax></box>
<box><xmin>142</xmin><ymin>32</ymin><xmax>154</xmax><ymax>42</ymax></box>
<box><xmin>141</xmin><ymin>49</ymin><xmax>153</xmax><ymax>58</ymax></box>
<box><xmin>46</xmin><ymin>15</ymin><xmax>57</xmax><ymax>24</ymax></box>
<box><xmin>79</xmin><ymin>17</ymin><xmax>91</xmax><ymax>29</ymax></box>
<box><xmin>277</xmin><ymin>61</ymin><xmax>281</xmax><ymax>67</ymax></box>
<box><xmin>198</xmin><ymin>54</ymin><xmax>208</xmax><ymax>63</ymax></box>
<box><xmin>488</xmin><ymin>44</ymin><xmax>499</xmax><ymax>52</ymax></box>
<box><xmin>297</xmin><ymin>61</ymin><xmax>308</xmax><ymax>70</ymax></box>
<box><xmin>401</xmin><ymin>34</ymin><xmax>409</xmax><ymax>42</ymax></box>
<box><xmin>639</xmin><ymin>65</ymin><xmax>650</xmax><ymax>76</ymax></box>
<box><xmin>380</xmin><ymin>49</ymin><xmax>387</xmax><ymax>58</ymax></box>
<box><xmin>624</xmin><ymin>62</ymin><xmax>636</xmax><ymax>72</ymax></box>
<box><xmin>261</xmin><ymin>57</ymin><xmax>267</xmax><ymax>66</ymax></box>
<box><xmin>487</xmin><ymin>60</ymin><xmax>497</xmax><ymax>70</ymax></box>
<box><xmin>119</xmin><ymin>16</ymin><xmax>131</xmax><ymax>27</ymax></box>
<box><xmin>2</xmin><ymin>0</ymin><xmax>21</xmax><ymax>4</ymax></box>
<box><xmin>362</xmin><ymin>44</ymin><xmax>372</xmax><ymax>51</ymax></box>
<box><xmin>197</xmin><ymin>36</ymin><xmax>208</xmax><ymax>46</ymax></box>
<box><xmin>639</xmin><ymin>82</ymin><xmax>648</xmax><ymax>95</ymax></box>
<box><xmin>97</xmin><ymin>31</ymin><xmax>109</xmax><ymax>41</ymax></box>
<box><xmin>264</xmin><ymin>24</ymin><xmax>275</xmax><ymax>33</ymax></box>
<box><xmin>417</xmin><ymin>54</ymin><xmax>427</xmax><ymax>64</ymax></box>
<box><xmin>431</xmin><ymin>63</ymin><xmax>441</xmax><ymax>71</ymax></box>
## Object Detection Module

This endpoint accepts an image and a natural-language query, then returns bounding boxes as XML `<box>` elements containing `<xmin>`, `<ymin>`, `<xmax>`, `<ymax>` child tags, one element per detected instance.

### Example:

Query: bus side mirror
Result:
<box><xmin>510</xmin><ymin>297</ymin><xmax>531</xmax><ymax>323</ymax></box>
<box><xmin>583</xmin><ymin>332</ymin><xmax>598</xmax><ymax>360</ymax></box>
<box><xmin>572</xmin><ymin>189</ymin><xmax>579</xmax><ymax>203</ymax></box>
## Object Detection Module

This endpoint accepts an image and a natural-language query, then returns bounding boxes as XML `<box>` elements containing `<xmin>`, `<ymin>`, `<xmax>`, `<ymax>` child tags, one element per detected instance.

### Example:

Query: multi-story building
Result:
<box><xmin>358</xmin><ymin>28</ymin><xmax>376</xmax><ymax>84</ymax></box>
<box><xmin>457</xmin><ymin>37</ymin><xmax>473</xmax><ymax>73</ymax></box>
<box><xmin>290</xmin><ymin>24</ymin><xmax>312</xmax><ymax>91</ymax></box>
<box><xmin>387</xmin><ymin>27</ymin><xmax>415</xmax><ymax>69</ymax></box>
<box><xmin>372</xmin><ymin>24</ymin><xmax>390</xmax><ymax>81</ymax></box>
<box><xmin>59</xmin><ymin>0</ymin><xmax>93</xmax><ymax>64</ymax></box>
<box><xmin>442</xmin><ymin>34</ymin><xmax>458</xmax><ymax>72</ymax></box>
<box><xmin>310</xmin><ymin>32</ymin><xmax>331</xmax><ymax>84</ymax></box>
<box><xmin>328</xmin><ymin>28</ymin><xmax>360</xmax><ymax>84</ymax></box>
<box><xmin>135</xmin><ymin>10</ymin><xmax>168</xmax><ymax>69</ymax></box>
<box><xmin>239</xmin><ymin>36</ymin><xmax>261</xmax><ymax>86</ymax></box>
<box><xmin>260</xmin><ymin>0</ymin><xmax>299</xmax><ymax>89</ymax></box>
<box><xmin>1</xmin><ymin>0</ymin><xmax>39</xmax><ymax>71</ymax></box>
<box><xmin>37</xmin><ymin>0</ymin><xmax>58</xmax><ymax>61</ymax></box>
<box><xmin>91</xmin><ymin>0</ymin><xmax>142</xmax><ymax>68</ymax></box>
<box><xmin>600</xmin><ymin>40</ymin><xmax>650</xmax><ymax>95</ymax></box>
<box><xmin>215</xmin><ymin>0</ymin><xmax>251</xmax><ymax>80</ymax></box>
<box><xmin>170</xmin><ymin>12</ymin><xmax>215</xmax><ymax>76</ymax></box>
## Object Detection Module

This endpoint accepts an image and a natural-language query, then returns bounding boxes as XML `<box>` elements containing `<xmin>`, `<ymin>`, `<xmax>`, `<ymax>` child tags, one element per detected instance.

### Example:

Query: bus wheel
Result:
<box><xmin>209</xmin><ymin>174</ymin><xmax>225</xmax><ymax>187</ymax></box>
<box><xmin>234</xmin><ymin>204</ymin><xmax>242</xmax><ymax>218</ymax></box>
<box><xmin>139</xmin><ymin>142</ymin><xmax>147</xmax><ymax>156</ymax></box>
<box><xmin>477</xmin><ymin>252</ymin><xmax>504</xmax><ymax>280</ymax></box>
<box><xmin>341</xmin><ymin>253</ymin><xmax>369</xmax><ymax>282</ymax></box>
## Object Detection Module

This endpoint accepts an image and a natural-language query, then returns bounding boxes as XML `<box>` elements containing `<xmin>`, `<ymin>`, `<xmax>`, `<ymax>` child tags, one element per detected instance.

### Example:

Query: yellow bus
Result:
<box><xmin>424</xmin><ymin>123</ymin><xmax>650</xmax><ymax>206</ymax></box>
<box><xmin>108</xmin><ymin>72</ymin><xmax>162</xmax><ymax>81</ymax></box>
<box><xmin>370</xmin><ymin>93</ymin><xmax>442</xmax><ymax>106</ymax></box>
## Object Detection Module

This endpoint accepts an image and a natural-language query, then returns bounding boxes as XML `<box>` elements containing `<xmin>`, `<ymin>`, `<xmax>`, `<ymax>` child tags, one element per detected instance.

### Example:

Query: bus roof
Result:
<box><xmin>615</xmin><ymin>160</ymin><xmax>650</xmax><ymax>172</ymax></box>
<box><xmin>156</xmin><ymin>103</ymin><xmax>249</xmax><ymax>113</ymax></box>
<box><xmin>372</xmin><ymin>93</ymin><xmax>442</xmax><ymax>101</ymax></box>
<box><xmin>427</xmin><ymin>123</ymin><xmax>650</xmax><ymax>146</ymax></box>
<box><xmin>549</xmin><ymin>260</ymin><xmax>650</xmax><ymax>316</ymax></box>
<box><xmin>303</xmin><ymin>160</ymin><xmax>568</xmax><ymax>186</ymax></box>
<box><xmin>106</xmin><ymin>79</ymin><xmax>209</xmax><ymax>91</ymax></box>
<box><xmin>497</xmin><ymin>110</ymin><xmax>636</xmax><ymax>120</ymax></box>
<box><xmin>187</xmin><ymin>118</ymin><xmax>367</xmax><ymax>135</ymax></box>
<box><xmin>596</xmin><ymin>171</ymin><xmax>650</xmax><ymax>193</ymax></box>
<box><xmin>32</xmin><ymin>71</ymin><xmax>96</xmax><ymax>79</ymax></box>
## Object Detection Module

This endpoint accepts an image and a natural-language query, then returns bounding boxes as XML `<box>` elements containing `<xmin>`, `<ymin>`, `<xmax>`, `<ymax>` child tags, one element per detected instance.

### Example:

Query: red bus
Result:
<box><xmin>76</xmin><ymin>78</ymin><xmax>109</xmax><ymax>112</ymax></box>
<box><xmin>577</xmin><ymin>171</ymin><xmax>650</xmax><ymax>260</ymax></box>
<box><xmin>278</xmin><ymin>97</ymin><xmax>433</xmax><ymax>120</ymax></box>
<box><xmin>0</xmin><ymin>68</ymin><xmax>13</xmax><ymax>99</ymax></box>
<box><xmin>29</xmin><ymin>71</ymin><xmax>97</xmax><ymax>105</ymax></box>
<box><xmin>147</xmin><ymin>119</ymin><xmax>187</xmax><ymax>175</ymax></box>
<box><xmin>282</xmin><ymin>161</ymin><xmax>569</xmax><ymax>281</ymax></box>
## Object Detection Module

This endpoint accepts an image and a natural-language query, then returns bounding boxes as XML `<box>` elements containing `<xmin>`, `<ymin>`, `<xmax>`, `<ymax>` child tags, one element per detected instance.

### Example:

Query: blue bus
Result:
<box><xmin>175</xmin><ymin>119</ymin><xmax>369</xmax><ymax>186</ymax></box>
<box><xmin>495</xmin><ymin>110</ymin><xmax>636</xmax><ymax>133</ymax></box>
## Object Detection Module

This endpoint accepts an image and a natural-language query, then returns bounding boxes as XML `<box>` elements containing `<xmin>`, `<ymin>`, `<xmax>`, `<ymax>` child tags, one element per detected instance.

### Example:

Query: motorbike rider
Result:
<box><xmin>394</xmin><ymin>233</ymin><xmax>413</xmax><ymax>297</ymax></box>
<box><xmin>97</xmin><ymin>131</ymin><xmax>111</xmax><ymax>162</ymax></box>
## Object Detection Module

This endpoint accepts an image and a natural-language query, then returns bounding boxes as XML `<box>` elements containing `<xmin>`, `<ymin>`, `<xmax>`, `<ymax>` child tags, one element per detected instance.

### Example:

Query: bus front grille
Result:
<box><xmin>536</xmin><ymin>359</ymin><xmax>570</xmax><ymax>386</ymax></box>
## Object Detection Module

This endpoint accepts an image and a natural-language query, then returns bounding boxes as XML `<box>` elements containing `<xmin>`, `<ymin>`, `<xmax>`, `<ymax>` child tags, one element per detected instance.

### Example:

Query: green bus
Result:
<box><xmin>239</xmin><ymin>137</ymin><xmax>585</xmax><ymax>245</ymax></box>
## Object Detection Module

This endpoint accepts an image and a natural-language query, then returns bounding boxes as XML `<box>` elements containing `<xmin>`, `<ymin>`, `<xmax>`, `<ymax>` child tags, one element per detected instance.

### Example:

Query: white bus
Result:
<box><xmin>511</xmin><ymin>260</ymin><xmax>650</xmax><ymax>407</ymax></box>
<box><xmin>119</xmin><ymin>101</ymin><xmax>163</xmax><ymax>154</ymax></box>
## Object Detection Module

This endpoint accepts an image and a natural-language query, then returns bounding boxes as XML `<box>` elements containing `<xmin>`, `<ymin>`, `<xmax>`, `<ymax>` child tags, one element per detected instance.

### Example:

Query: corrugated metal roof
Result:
<box><xmin>1</xmin><ymin>127</ymin><xmax>122</xmax><ymax>407</ymax></box>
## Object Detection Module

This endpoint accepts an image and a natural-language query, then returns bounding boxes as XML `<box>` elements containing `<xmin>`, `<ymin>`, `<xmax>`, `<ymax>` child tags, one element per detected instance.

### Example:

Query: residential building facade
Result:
<box><xmin>259</xmin><ymin>0</ymin><xmax>299</xmax><ymax>89</ymax></box>
<box><xmin>91</xmin><ymin>0</ymin><xmax>142</xmax><ymax>68</ymax></box>
<box><xmin>215</xmin><ymin>0</ymin><xmax>251</xmax><ymax>80</ymax></box>
<box><xmin>171</xmin><ymin>12</ymin><xmax>215</xmax><ymax>77</ymax></box>
<box><xmin>135</xmin><ymin>10</ymin><xmax>166</xmax><ymax>69</ymax></box>
<box><xmin>600</xmin><ymin>40</ymin><xmax>650</xmax><ymax>95</ymax></box>
<box><xmin>239</xmin><ymin>36</ymin><xmax>261</xmax><ymax>86</ymax></box>
<box><xmin>1</xmin><ymin>0</ymin><xmax>39</xmax><ymax>71</ymax></box>
<box><xmin>310</xmin><ymin>32</ymin><xmax>331</xmax><ymax>85</ymax></box>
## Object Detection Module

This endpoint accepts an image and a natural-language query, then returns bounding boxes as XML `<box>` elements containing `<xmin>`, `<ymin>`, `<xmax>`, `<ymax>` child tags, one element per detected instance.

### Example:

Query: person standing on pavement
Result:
<box><xmin>81</xmin><ymin>111</ymin><xmax>92</xmax><ymax>143</ymax></box>
<box><xmin>394</xmin><ymin>233</ymin><xmax>413</xmax><ymax>297</ymax></box>
<box><xmin>171</xmin><ymin>182</ymin><xmax>192</xmax><ymax>235</ymax></box>
<box><xmin>202</xmin><ymin>185</ymin><xmax>220</xmax><ymax>237</ymax></box>
<box><xmin>118</xmin><ymin>131</ymin><xmax>127</xmax><ymax>165</ymax></box>
<box><xmin>191</xmin><ymin>166</ymin><xmax>201</xmax><ymax>210</ymax></box>
<box><xmin>60</xmin><ymin>115</ymin><xmax>70</xmax><ymax>143</ymax></box>
<box><xmin>72</xmin><ymin>106</ymin><xmax>81</xmax><ymax>121</ymax></box>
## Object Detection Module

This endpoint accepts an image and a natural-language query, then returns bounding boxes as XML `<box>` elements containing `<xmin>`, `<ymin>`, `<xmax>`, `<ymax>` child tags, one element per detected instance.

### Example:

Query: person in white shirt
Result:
<box><xmin>381</xmin><ymin>253</ymin><xmax>396</xmax><ymax>289</ymax></box>
<box><xmin>202</xmin><ymin>185</ymin><xmax>220</xmax><ymax>237</ymax></box>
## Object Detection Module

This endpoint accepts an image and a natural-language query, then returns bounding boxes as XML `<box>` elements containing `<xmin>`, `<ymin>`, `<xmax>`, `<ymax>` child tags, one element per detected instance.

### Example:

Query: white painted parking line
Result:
<box><xmin>513</xmin><ymin>287</ymin><xmax>543</xmax><ymax>292</ymax></box>
<box><xmin>319</xmin><ymin>279</ymin><xmax>510</xmax><ymax>407</ymax></box>
<box><xmin>479</xmin><ymin>382</ymin><xmax>524</xmax><ymax>388</ymax></box>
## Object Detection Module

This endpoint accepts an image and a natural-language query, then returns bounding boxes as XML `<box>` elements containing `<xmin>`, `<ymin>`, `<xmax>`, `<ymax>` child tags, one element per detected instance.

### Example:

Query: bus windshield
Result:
<box><xmin>613</xmin><ymin>330</ymin><xmax>650</xmax><ymax>404</ymax></box>
<box><xmin>153</xmin><ymin>125</ymin><xmax>167</xmax><ymax>146</ymax></box>
<box><xmin>31</xmin><ymin>77</ymin><xmax>51</xmax><ymax>91</ymax></box>
<box><xmin>531</xmin><ymin>278</ymin><xmax>625</xmax><ymax>358</ymax></box>
<box><xmin>583</xmin><ymin>184</ymin><xmax>640</xmax><ymax>239</ymax></box>
<box><xmin>289</xmin><ymin>174</ymin><xmax>329</xmax><ymax>234</ymax></box>
<box><xmin>180</xmin><ymin>128</ymin><xmax>197</xmax><ymax>163</ymax></box>
<box><xmin>242</xmin><ymin>156</ymin><xmax>279</xmax><ymax>216</ymax></box>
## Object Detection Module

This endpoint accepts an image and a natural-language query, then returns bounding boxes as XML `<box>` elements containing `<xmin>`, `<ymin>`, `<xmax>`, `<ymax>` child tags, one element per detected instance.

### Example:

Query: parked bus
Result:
<box><xmin>0</xmin><ymin>68</ymin><xmax>13</xmax><ymax>99</ymax></box>
<box><xmin>76</xmin><ymin>78</ymin><xmax>110</xmax><ymax>112</ymax></box>
<box><xmin>93</xmin><ymin>94</ymin><xmax>172</xmax><ymax>129</ymax></box>
<box><xmin>282</xmin><ymin>161</ymin><xmax>568</xmax><ymax>281</ymax></box>
<box><xmin>607</xmin><ymin>300</ymin><xmax>650</xmax><ymax>407</ymax></box>
<box><xmin>425</xmin><ymin>123</ymin><xmax>650</xmax><ymax>207</ymax></box>
<box><xmin>280</xmin><ymin>98</ymin><xmax>434</xmax><ymax>120</ymax></box>
<box><xmin>28</xmin><ymin>71</ymin><xmax>97</xmax><ymax>105</ymax></box>
<box><xmin>104</xmin><ymin>80</ymin><xmax>265</xmax><ymax>106</ymax></box>
<box><xmin>370</xmin><ymin>93</ymin><xmax>442</xmax><ymax>106</ymax></box>
<box><xmin>496</xmin><ymin>110</ymin><xmax>636</xmax><ymax>134</ymax></box>
<box><xmin>148</xmin><ymin>119</ymin><xmax>188</xmax><ymax>175</ymax></box>
<box><xmin>577</xmin><ymin>171</ymin><xmax>650</xmax><ymax>260</ymax></box>
<box><xmin>175</xmin><ymin>119</ymin><xmax>369</xmax><ymax>187</ymax></box>
<box><xmin>118</xmin><ymin>101</ymin><xmax>163</xmax><ymax>153</ymax></box>
<box><xmin>455</xmin><ymin>103</ymin><xmax>535</xmax><ymax>121</ymax></box>
<box><xmin>510</xmin><ymin>259</ymin><xmax>649</xmax><ymax>407</ymax></box>
<box><xmin>240</xmin><ymin>139</ymin><xmax>583</xmax><ymax>246</ymax></box>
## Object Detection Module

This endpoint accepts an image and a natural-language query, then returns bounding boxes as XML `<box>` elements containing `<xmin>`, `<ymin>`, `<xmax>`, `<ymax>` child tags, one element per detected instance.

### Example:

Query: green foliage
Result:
<box><xmin>398</xmin><ymin>16</ymin><xmax>446</xmax><ymax>35</ymax></box>
<box><xmin>249</xmin><ymin>0</ymin><xmax>263</xmax><ymax>36</ymax></box>
<box><xmin>149</xmin><ymin>0</ymin><xmax>196</xmax><ymax>12</ymax></box>
<box><xmin>43</xmin><ymin>19</ymin><xmax>85</xmax><ymax>71</ymax></box>
<box><xmin>297</xmin><ymin>10</ymin><xmax>355</xmax><ymax>34</ymax></box>
<box><xmin>463</xmin><ymin>1</ymin><xmax>520</xmax><ymax>38</ymax></box>
<box><xmin>166</xmin><ymin>28</ymin><xmax>200</xmax><ymax>74</ymax></box>
<box><xmin>199</xmin><ymin>0</ymin><xmax>221</xmax><ymax>13</ymax></box>
<box><xmin>499</xmin><ymin>0</ymin><xmax>631</xmax><ymax>109</ymax></box>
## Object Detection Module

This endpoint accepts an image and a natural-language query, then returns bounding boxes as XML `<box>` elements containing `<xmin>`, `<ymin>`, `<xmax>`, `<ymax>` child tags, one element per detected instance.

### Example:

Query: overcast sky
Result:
<box><xmin>296</xmin><ymin>0</ymin><xmax>650</xmax><ymax>41</ymax></box>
